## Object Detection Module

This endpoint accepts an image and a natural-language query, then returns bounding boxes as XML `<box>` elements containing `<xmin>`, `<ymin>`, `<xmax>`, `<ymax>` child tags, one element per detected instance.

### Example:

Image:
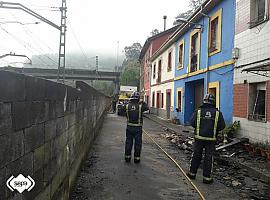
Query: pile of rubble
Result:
<box><xmin>161</xmin><ymin>132</ymin><xmax>193</xmax><ymax>153</ymax></box>
<box><xmin>161</xmin><ymin>129</ymin><xmax>270</xmax><ymax>200</ymax></box>
<box><xmin>214</xmin><ymin>155</ymin><xmax>270</xmax><ymax>200</ymax></box>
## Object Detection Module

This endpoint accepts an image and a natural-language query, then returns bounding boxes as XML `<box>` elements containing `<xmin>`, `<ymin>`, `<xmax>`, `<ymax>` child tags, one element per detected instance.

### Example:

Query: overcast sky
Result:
<box><xmin>0</xmin><ymin>0</ymin><xmax>189</xmax><ymax>67</ymax></box>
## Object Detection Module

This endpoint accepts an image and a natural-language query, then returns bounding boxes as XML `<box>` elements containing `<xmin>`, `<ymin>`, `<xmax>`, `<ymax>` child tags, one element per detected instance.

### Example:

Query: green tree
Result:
<box><xmin>120</xmin><ymin>60</ymin><xmax>140</xmax><ymax>88</ymax></box>
<box><xmin>173</xmin><ymin>0</ymin><xmax>202</xmax><ymax>25</ymax></box>
<box><xmin>124</xmin><ymin>43</ymin><xmax>142</xmax><ymax>61</ymax></box>
<box><xmin>92</xmin><ymin>80</ymin><xmax>115</xmax><ymax>96</ymax></box>
<box><xmin>150</xmin><ymin>29</ymin><xmax>160</xmax><ymax>36</ymax></box>
<box><xmin>119</xmin><ymin>43</ymin><xmax>142</xmax><ymax>89</ymax></box>
<box><xmin>189</xmin><ymin>0</ymin><xmax>203</xmax><ymax>11</ymax></box>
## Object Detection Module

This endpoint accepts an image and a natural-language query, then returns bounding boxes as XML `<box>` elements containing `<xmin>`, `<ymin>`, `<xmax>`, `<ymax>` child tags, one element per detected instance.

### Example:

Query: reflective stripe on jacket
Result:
<box><xmin>126</xmin><ymin>103</ymin><xmax>143</xmax><ymax>127</ymax></box>
<box><xmin>195</xmin><ymin>109</ymin><xmax>219</xmax><ymax>141</ymax></box>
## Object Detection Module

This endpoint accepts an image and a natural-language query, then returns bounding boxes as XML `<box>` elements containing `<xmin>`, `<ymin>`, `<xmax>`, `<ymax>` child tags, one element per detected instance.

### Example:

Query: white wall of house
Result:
<box><xmin>151</xmin><ymin>45</ymin><xmax>175</xmax><ymax>85</ymax></box>
<box><xmin>151</xmin><ymin>82</ymin><xmax>174</xmax><ymax>109</ymax></box>
<box><xmin>150</xmin><ymin>44</ymin><xmax>175</xmax><ymax>119</ymax></box>
<box><xmin>234</xmin><ymin>0</ymin><xmax>270</xmax><ymax>143</ymax></box>
<box><xmin>234</xmin><ymin>22</ymin><xmax>270</xmax><ymax>84</ymax></box>
<box><xmin>234</xmin><ymin>117</ymin><xmax>270</xmax><ymax>142</ymax></box>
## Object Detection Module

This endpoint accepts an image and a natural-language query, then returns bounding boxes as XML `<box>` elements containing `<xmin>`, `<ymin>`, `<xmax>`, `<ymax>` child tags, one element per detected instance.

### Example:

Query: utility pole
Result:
<box><xmin>95</xmin><ymin>55</ymin><xmax>99</xmax><ymax>83</ymax></box>
<box><xmin>57</xmin><ymin>0</ymin><xmax>67</xmax><ymax>82</ymax></box>
<box><xmin>116</xmin><ymin>41</ymin><xmax>119</xmax><ymax>72</ymax></box>
<box><xmin>95</xmin><ymin>55</ymin><xmax>98</xmax><ymax>71</ymax></box>
<box><xmin>0</xmin><ymin>1</ymin><xmax>67</xmax><ymax>82</ymax></box>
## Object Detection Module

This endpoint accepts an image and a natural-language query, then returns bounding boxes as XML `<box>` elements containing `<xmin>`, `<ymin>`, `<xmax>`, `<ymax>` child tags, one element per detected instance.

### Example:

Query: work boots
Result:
<box><xmin>186</xmin><ymin>172</ymin><xmax>196</xmax><ymax>180</ymax></box>
<box><xmin>134</xmin><ymin>157</ymin><xmax>140</xmax><ymax>163</ymax></box>
<box><xmin>203</xmin><ymin>177</ymin><xmax>214</xmax><ymax>184</ymax></box>
<box><xmin>125</xmin><ymin>155</ymin><xmax>131</xmax><ymax>163</ymax></box>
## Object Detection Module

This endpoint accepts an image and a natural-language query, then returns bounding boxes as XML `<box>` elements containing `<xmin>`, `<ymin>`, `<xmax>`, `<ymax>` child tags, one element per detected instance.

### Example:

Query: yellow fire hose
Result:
<box><xmin>143</xmin><ymin>129</ymin><xmax>206</xmax><ymax>200</ymax></box>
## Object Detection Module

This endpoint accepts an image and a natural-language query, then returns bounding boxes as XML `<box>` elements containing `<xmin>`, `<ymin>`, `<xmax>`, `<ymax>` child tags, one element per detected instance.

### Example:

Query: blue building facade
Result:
<box><xmin>173</xmin><ymin>0</ymin><xmax>235</xmax><ymax>124</ymax></box>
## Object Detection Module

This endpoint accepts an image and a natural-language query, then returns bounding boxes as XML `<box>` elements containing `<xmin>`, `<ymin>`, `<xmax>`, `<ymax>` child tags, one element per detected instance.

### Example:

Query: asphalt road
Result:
<box><xmin>71</xmin><ymin>113</ymin><xmax>199</xmax><ymax>200</ymax></box>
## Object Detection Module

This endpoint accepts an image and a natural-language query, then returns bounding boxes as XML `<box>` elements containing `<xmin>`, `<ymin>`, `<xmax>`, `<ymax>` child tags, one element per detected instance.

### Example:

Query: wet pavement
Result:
<box><xmin>71</xmin><ymin>113</ymin><xmax>255</xmax><ymax>200</ymax></box>
<box><xmin>71</xmin><ymin>114</ymin><xmax>198</xmax><ymax>200</ymax></box>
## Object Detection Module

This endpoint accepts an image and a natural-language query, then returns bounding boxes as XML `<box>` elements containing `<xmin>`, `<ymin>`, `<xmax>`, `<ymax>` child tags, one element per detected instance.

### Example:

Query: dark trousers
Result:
<box><xmin>189</xmin><ymin>140</ymin><xmax>215</xmax><ymax>178</ymax></box>
<box><xmin>112</xmin><ymin>102</ymin><xmax>116</xmax><ymax>113</ymax></box>
<box><xmin>125</xmin><ymin>126</ymin><xmax>142</xmax><ymax>158</ymax></box>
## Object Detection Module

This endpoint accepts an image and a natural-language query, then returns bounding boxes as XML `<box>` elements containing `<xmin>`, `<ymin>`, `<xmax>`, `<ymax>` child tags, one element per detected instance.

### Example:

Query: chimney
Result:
<box><xmin>163</xmin><ymin>15</ymin><xmax>167</xmax><ymax>31</ymax></box>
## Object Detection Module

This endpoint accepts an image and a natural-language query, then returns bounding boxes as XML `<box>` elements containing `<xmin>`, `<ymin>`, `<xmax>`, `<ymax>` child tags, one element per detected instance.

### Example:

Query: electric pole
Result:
<box><xmin>116</xmin><ymin>41</ymin><xmax>119</xmax><ymax>72</ymax></box>
<box><xmin>57</xmin><ymin>0</ymin><xmax>67</xmax><ymax>82</ymax></box>
<box><xmin>95</xmin><ymin>55</ymin><xmax>98</xmax><ymax>71</ymax></box>
<box><xmin>0</xmin><ymin>1</ymin><xmax>67</xmax><ymax>82</ymax></box>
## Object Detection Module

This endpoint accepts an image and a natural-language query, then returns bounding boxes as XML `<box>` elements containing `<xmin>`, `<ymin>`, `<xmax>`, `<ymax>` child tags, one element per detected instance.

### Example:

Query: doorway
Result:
<box><xmin>208</xmin><ymin>82</ymin><xmax>220</xmax><ymax>109</ymax></box>
<box><xmin>194</xmin><ymin>82</ymin><xmax>204</xmax><ymax>109</ymax></box>
<box><xmin>166</xmin><ymin>90</ymin><xmax>171</xmax><ymax>119</ymax></box>
<box><xmin>184</xmin><ymin>79</ymin><xmax>204</xmax><ymax>124</ymax></box>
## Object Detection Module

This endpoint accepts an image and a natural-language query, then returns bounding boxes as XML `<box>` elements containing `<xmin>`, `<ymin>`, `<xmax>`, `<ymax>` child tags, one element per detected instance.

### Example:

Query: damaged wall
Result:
<box><xmin>0</xmin><ymin>70</ymin><xmax>111</xmax><ymax>199</ymax></box>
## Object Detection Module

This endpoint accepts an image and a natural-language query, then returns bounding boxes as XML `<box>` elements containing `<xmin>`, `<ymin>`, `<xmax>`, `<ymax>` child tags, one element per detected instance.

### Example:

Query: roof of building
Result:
<box><xmin>150</xmin><ymin>0</ymin><xmax>220</xmax><ymax>61</ymax></box>
<box><xmin>139</xmin><ymin>25</ymin><xmax>180</xmax><ymax>60</ymax></box>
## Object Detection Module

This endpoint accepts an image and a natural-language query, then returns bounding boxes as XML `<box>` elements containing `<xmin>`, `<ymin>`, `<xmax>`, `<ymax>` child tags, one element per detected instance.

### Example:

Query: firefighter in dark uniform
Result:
<box><xmin>187</xmin><ymin>94</ymin><xmax>225</xmax><ymax>184</ymax></box>
<box><xmin>112</xmin><ymin>95</ymin><xmax>117</xmax><ymax>113</ymax></box>
<box><xmin>125</xmin><ymin>91</ymin><xmax>149</xmax><ymax>163</ymax></box>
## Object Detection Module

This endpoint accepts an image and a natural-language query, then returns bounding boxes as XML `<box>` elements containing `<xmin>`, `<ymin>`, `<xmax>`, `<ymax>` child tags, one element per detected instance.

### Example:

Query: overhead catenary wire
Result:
<box><xmin>67</xmin><ymin>19</ymin><xmax>89</xmax><ymax>64</ymax></box>
<box><xmin>0</xmin><ymin>22</ymin><xmax>56</xmax><ymax>66</ymax></box>
<box><xmin>24</xmin><ymin>3</ymin><xmax>61</xmax><ymax>12</ymax></box>
<box><xmin>0</xmin><ymin>3</ymin><xmax>63</xmax><ymax>68</ymax></box>
<box><xmin>0</xmin><ymin>25</ymin><xmax>48</xmax><ymax>66</ymax></box>
<box><xmin>8</xmin><ymin>11</ymin><xmax>58</xmax><ymax>65</ymax></box>
<box><xmin>45</xmin><ymin>0</ymin><xmax>91</xmax><ymax>69</ymax></box>
<box><xmin>24</xmin><ymin>4</ymin><xmax>58</xmax><ymax>9</ymax></box>
<box><xmin>143</xmin><ymin>129</ymin><xmax>206</xmax><ymax>200</ymax></box>
<box><xmin>56</xmin><ymin>0</ymin><xmax>91</xmax><ymax>67</ymax></box>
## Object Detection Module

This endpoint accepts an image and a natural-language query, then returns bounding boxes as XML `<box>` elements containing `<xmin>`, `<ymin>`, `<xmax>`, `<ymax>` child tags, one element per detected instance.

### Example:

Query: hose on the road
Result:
<box><xmin>143</xmin><ymin>129</ymin><xmax>206</xmax><ymax>200</ymax></box>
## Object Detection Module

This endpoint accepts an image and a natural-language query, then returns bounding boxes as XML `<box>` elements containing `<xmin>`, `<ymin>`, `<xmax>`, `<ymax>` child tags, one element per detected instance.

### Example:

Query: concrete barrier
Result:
<box><xmin>0</xmin><ymin>70</ymin><xmax>111</xmax><ymax>199</ymax></box>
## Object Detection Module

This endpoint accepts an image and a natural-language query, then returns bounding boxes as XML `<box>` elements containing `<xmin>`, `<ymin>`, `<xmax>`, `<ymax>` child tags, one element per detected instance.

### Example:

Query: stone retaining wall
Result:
<box><xmin>0</xmin><ymin>70</ymin><xmax>111</xmax><ymax>199</ymax></box>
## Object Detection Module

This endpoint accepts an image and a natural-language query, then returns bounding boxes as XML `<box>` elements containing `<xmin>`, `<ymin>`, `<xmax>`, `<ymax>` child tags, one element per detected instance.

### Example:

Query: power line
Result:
<box><xmin>8</xmin><ymin>11</ymin><xmax>58</xmax><ymax>64</ymax></box>
<box><xmin>67</xmin><ymin>19</ymin><xmax>89</xmax><ymax>63</ymax></box>
<box><xmin>28</xmin><ymin>8</ymin><xmax>60</xmax><ymax>12</ymax></box>
<box><xmin>23</xmin><ymin>3</ymin><xmax>60</xmax><ymax>11</ymax></box>
<box><xmin>0</xmin><ymin>25</ymin><xmax>48</xmax><ymax>65</ymax></box>
<box><xmin>24</xmin><ymin>4</ymin><xmax>58</xmax><ymax>9</ymax></box>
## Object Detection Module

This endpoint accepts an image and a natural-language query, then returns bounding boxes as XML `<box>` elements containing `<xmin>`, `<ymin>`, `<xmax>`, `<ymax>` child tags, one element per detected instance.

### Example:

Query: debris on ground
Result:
<box><xmin>216</xmin><ymin>138</ymin><xmax>249</xmax><ymax>151</ymax></box>
<box><xmin>161</xmin><ymin>128</ymin><xmax>270</xmax><ymax>200</ymax></box>
<box><xmin>161</xmin><ymin>132</ymin><xmax>193</xmax><ymax>152</ymax></box>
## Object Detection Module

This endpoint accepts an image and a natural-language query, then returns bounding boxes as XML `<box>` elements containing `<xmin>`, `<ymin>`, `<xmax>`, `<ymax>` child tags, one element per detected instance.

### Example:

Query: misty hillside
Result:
<box><xmin>24</xmin><ymin>52</ymin><xmax>124</xmax><ymax>72</ymax></box>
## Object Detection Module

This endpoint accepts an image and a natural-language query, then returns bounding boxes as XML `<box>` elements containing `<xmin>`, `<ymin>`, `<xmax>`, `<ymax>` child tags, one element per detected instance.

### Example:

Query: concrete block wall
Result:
<box><xmin>0</xmin><ymin>71</ymin><xmax>111</xmax><ymax>200</ymax></box>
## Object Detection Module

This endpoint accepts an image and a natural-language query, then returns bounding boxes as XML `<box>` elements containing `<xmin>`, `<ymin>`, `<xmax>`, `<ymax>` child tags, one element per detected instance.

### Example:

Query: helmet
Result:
<box><xmin>203</xmin><ymin>94</ymin><xmax>216</xmax><ymax>105</ymax></box>
<box><xmin>130</xmin><ymin>91</ymin><xmax>140</xmax><ymax>100</ymax></box>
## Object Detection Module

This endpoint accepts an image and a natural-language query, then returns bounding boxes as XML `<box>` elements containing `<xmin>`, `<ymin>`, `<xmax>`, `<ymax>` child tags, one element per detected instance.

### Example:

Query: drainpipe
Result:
<box><xmin>199</xmin><ymin>4</ymin><xmax>210</xmax><ymax>94</ymax></box>
<box><xmin>205</xmin><ymin>18</ymin><xmax>209</xmax><ymax>95</ymax></box>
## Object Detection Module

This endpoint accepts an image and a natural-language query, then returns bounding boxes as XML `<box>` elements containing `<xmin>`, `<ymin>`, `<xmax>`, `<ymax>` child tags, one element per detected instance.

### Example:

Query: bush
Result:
<box><xmin>220</xmin><ymin>121</ymin><xmax>240</xmax><ymax>138</ymax></box>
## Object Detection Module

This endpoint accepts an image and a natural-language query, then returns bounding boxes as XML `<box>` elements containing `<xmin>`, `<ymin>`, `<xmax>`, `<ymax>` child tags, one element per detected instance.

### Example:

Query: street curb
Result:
<box><xmin>144</xmin><ymin>113</ymin><xmax>270</xmax><ymax>184</ymax></box>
